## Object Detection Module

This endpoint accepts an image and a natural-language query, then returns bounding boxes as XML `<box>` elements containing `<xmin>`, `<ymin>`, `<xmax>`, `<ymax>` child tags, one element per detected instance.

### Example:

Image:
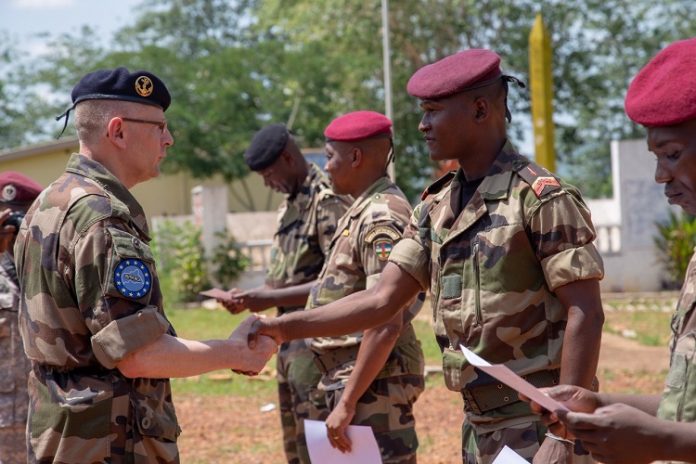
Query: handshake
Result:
<box><xmin>227</xmin><ymin>314</ymin><xmax>280</xmax><ymax>376</ymax></box>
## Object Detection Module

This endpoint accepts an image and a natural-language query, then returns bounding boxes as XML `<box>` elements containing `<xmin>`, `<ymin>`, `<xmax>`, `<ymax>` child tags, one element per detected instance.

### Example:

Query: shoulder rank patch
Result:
<box><xmin>114</xmin><ymin>258</ymin><xmax>152</xmax><ymax>299</ymax></box>
<box><xmin>517</xmin><ymin>163</ymin><xmax>561</xmax><ymax>198</ymax></box>
<box><xmin>373</xmin><ymin>238</ymin><xmax>393</xmax><ymax>261</ymax></box>
<box><xmin>532</xmin><ymin>176</ymin><xmax>561</xmax><ymax>197</ymax></box>
<box><xmin>364</xmin><ymin>225</ymin><xmax>401</xmax><ymax>244</ymax></box>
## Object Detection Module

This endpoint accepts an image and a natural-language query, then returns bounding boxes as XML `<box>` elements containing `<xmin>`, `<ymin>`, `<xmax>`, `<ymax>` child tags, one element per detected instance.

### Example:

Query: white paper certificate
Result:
<box><xmin>460</xmin><ymin>345</ymin><xmax>567</xmax><ymax>413</ymax></box>
<box><xmin>492</xmin><ymin>445</ymin><xmax>530</xmax><ymax>463</ymax></box>
<box><xmin>305</xmin><ymin>419</ymin><xmax>382</xmax><ymax>464</ymax></box>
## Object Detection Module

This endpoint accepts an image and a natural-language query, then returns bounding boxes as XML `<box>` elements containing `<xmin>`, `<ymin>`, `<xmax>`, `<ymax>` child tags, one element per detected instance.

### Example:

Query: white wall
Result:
<box><xmin>586</xmin><ymin>139</ymin><xmax>680</xmax><ymax>292</ymax></box>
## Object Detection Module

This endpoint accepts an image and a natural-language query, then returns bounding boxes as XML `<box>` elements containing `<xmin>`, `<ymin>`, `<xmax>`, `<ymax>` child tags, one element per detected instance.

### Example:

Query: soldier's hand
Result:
<box><xmin>557</xmin><ymin>403</ymin><xmax>665</xmax><ymax>464</ymax></box>
<box><xmin>247</xmin><ymin>316</ymin><xmax>283</xmax><ymax>349</ymax></box>
<box><xmin>326</xmin><ymin>401</ymin><xmax>355</xmax><ymax>453</ymax></box>
<box><xmin>520</xmin><ymin>384</ymin><xmax>600</xmax><ymax>438</ymax></box>
<box><xmin>0</xmin><ymin>209</ymin><xmax>16</xmax><ymax>253</ymax></box>
<box><xmin>229</xmin><ymin>315</ymin><xmax>277</xmax><ymax>375</ymax></box>
<box><xmin>217</xmin><ymin>288</ymin><xmax>246</xmax><ymax>315</ymax></box>
<box><xmin>237</xmin><ymin>288</ymin><xmax>275</xmax><ymax>313</ymax></box>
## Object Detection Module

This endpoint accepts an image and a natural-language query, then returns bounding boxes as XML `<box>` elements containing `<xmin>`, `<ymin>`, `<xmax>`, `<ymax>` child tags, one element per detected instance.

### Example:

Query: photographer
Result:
<box><xmin>0</xmin><ymin>171</ymin><xmax>42</xmax><ymax>464</ymax></box>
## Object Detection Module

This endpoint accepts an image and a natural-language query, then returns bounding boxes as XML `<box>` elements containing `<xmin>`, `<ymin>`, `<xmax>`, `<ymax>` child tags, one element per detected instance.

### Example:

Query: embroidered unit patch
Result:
<box><xmin>373</xmin><ymin>238</ymin><xmax>394</xmax><ymax>261</ymax></box>
<box><xmin>114</xmin><ymin>258</ymin><xmax>152</xmax><ymax>299</ymax></box>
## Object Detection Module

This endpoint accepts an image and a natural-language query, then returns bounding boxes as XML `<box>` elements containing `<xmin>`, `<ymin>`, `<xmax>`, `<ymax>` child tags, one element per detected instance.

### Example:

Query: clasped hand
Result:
<box><xmin>228</xmin><ymin>315</ymin><xmax>277</xmax><ymax>376</ymax></box>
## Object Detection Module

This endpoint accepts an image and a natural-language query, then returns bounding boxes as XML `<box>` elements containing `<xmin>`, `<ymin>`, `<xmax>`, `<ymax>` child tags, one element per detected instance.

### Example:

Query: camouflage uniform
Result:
<box><xmin>656</xmin><ymin>253</ymin><xmax>696</xmax><ymax>464</ymax></box>
<box><xmin>14</xmin><ymin>154</ymin><xmax>180</xmax><ymax>463</ymax></box>
<box><xmin>0</xmin><ymin>253</ymin><xmax>29</xmax><ymax>464</ymax></box>
<box><xmin>266</xmin><ymin>163</ymin><xmax>350</xmax><ymax>464</ymax></box>
<box><xmin>308</xmin><ymin>176</ymin><xmax>426</xmax><ymax>464</ymax></box>
<box><xmin>389</xmin><ymin>149</ymin><xmax>604</xmax><ymax>463</ymax></box>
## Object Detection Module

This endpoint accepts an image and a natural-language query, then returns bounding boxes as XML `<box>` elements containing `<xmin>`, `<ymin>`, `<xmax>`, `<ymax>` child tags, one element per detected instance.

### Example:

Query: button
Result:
<box><xmin>141</xmin><ymin>417</ymin><xmax>152</xmax><ymax>429</ymax></box>
<box><xmin>497</xmin><ymin>384</ymin><xmax>503</xmax><ymax>389</ymax></box>
<box><xmin>503</xmin><ymin>396</ymin><xmax>509</xmax><ymax>402</ymax></box>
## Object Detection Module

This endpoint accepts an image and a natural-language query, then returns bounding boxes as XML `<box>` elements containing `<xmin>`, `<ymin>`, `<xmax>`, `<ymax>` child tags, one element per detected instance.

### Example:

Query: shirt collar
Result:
<box><xmin>348</xmin><ymin>176</ymin><xmax>392</xmax><ymax>218</ymax></box>
<box><xmin>65</xmin><ymin>153</ymin><xmax>150</xmax><ymax>237</ymax></box>
<box><xmin>289</xmin><ymin>163</ymin><xmax>324</xmax><ymax>211</ymax></box>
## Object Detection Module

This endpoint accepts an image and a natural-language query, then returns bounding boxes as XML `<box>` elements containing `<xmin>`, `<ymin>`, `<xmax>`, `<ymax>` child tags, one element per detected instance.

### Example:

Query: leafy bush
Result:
<box><xmin>210</xmin><ymin>230</ymin><xmax>249</xmax><ymax>288</ymax></box>
<box><xmin>654</xmin><ymin>211</ymin><xmax>696</xmax><ymax>289</ymax></box>
<box><xmin>152</xmin><ymin>219</ymin><xmax>210</xmax><ymax>302</ymax></box>
<box><xmin>151</xmin><ymin>220</ymin><xmax>249</xmax><ymax>302</ymax></box>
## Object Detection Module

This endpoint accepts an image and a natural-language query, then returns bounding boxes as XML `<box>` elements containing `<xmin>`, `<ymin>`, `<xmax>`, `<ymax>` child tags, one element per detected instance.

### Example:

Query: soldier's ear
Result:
<box><xmin>473</xmin><ymin>97</ymin><xmax>489</xmax><ymax>122</ymax></box>
<box><xmin>351</xmin><ymin>147</ymin><xmax>362</xmax><ymax>168</ymax></box>
<box><xmin>279</xmin><ymin>149</ymin><xmax>293</xmax><ymax>167</ymax></box>
<box><xmin>106</xmin><ymin>117</ymin><xmax>127</xmax><ymax>148</ymax></box>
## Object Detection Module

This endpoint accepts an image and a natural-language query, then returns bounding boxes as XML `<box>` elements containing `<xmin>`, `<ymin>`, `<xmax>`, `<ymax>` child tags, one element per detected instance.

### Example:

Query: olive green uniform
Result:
<box><xmin>267</xmin><ymin>163</ymin><xmax>350</xmax><ymax>464</ymax></box>
<box><xmin>308</xmin><ymin>176</ymin><xmax>426</xmax><ymax>464</ymax></box>
<box><xmin>15</xmin><ymin>154</ymin><xmax>180</xmax><ymax>463</ymax></box>
<box><xmin>389</xmin><ymin>149</ymin><xmax>604</xmax><ymax>463</ymax></box>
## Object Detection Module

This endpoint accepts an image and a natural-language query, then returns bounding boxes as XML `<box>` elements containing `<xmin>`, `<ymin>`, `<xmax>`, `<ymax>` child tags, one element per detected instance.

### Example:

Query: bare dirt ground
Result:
<box><xmin>175</xmin><ymin>331</ymin><xmax>670</xmax><ymax>463</ymax></box>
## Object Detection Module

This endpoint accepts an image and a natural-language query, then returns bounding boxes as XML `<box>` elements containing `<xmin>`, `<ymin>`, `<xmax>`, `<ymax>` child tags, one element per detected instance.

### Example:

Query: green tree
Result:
<box><xmin>254</xmin><ymin>0</ymin><xmax>696</xmax><ymax>199</ymax></box>
<box><xmin>4</xmin><ymin>0</ymin><xmax>696</xmax><ymax>200</ymax></box>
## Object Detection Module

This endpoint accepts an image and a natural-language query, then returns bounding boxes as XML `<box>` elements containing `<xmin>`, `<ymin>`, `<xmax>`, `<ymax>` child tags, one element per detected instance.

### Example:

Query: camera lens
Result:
<box><xmin>4</xmin><ymin>211</ymin><xmax>25</xmax><ymax>229</ymax></box>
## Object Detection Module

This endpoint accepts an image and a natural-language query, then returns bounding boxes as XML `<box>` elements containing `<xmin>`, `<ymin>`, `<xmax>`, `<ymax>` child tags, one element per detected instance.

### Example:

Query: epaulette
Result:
<box><xmin>515</xmin><ymin>160</ymin><xmax>561</xmax><ymax>198</ymax></box>
<box><xmin>421</xmin><ymin>170</ymin><xmax>456</xmax><ymax>200</ymax></box>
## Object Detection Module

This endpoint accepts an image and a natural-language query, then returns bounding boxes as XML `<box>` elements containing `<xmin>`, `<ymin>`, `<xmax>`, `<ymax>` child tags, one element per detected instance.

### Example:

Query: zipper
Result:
<box><xmin>473</xmin><ymin>241</ymin><xmax>482</xmax><ymax>325</ymax></box>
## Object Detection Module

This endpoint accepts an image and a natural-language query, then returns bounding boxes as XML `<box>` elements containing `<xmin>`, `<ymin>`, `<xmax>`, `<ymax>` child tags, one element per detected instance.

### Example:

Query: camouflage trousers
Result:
<box><xmin>0</xmin><ymin>424</ymin><xmax>27</xmax><ymax>464</ymax></box>
<box><xmin>461</xmin><ymin>415</ymin><xmax>595</xmax><ymax>463</ymax></box>
<box><xmin>277</xmin><ymin>339</ymin><xmax>329</xmax><ymax>464</ymax></box>
<box><xmin>326</xmin><ymin>373</ymin><xmax>424</xmax><ymax>464</ymax></box>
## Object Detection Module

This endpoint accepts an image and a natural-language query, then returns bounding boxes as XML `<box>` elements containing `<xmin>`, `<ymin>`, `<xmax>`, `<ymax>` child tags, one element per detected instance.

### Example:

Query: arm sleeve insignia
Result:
<box><xmin>113</xmin><ymin>258</ymin><xmax>152</xmax><ymax>299</ymax></box>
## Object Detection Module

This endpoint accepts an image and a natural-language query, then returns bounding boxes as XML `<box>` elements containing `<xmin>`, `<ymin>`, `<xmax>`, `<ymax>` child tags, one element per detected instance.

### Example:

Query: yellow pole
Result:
<box><xmin>529</xmin><ymin>13</ymin><xmax>556</xmax><ymax>172</ymax></box>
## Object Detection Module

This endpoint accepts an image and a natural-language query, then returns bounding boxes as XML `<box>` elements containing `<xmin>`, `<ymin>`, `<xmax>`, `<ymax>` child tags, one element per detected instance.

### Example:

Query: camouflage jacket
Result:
<box><xmin>14</xmin><ymin>154</ymin><xmax>180</xmax><ymax>463</ymax></box>
<box><xmin>0</xmin><ymin>252</ymin><xmax>29</xmax><ymax>430</ymax></box>
<box><xmin>390</xmin><ymin>150</ymin><xmax>604</xmax><ymax>403</ymax></box>
<box><xmin>657</xmin><ymin>252</ymin><xmax>696</xmax><ymax>427</ymax></box>
<box><xmin>266</xmin><ymin>163</ymin><xmax>350</xmax><ymax>313</ymax></box>
<box><xmin>309</xmin><ymin>176</ymin><xmax>424</xmax><ymax>356</ymax></box>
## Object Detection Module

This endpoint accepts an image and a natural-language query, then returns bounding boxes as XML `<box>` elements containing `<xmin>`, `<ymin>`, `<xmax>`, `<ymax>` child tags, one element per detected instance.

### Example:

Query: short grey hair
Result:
<box><xmin>74</xmin><ymin>100</ymin><xmax>131</xmax><ymax>144</ymax></box>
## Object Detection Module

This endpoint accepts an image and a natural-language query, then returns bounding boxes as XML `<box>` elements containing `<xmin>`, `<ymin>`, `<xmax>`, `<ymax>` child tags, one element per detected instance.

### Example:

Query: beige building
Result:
<box><xmin>0</xmin><ymin>137</ymin><xmax>318</xmax><ymax>218</ymax></box>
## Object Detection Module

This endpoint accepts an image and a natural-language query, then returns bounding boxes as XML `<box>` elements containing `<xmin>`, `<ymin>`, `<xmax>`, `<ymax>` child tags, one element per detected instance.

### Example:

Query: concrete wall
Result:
<box><xmin>586</xmin><ymin>139</ymin><xmax>680</xmax><ymax>292</ymax></box>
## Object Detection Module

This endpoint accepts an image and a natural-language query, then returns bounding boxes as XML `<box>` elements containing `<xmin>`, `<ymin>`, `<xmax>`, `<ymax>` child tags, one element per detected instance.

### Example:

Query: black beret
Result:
<box><xmin>71</xmin><ymin>67</ymin><xmax>171</xmax><ymax>110</ymax></box>
<box><xmin>244</xmin><ymin>124</ymin><xmax>290</xmax><ymax>171</ymax></box>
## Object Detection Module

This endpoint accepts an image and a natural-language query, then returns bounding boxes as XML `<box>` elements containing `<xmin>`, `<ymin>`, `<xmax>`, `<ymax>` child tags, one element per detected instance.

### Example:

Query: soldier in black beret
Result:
<box><xmin>14</xmin><ymin>68</ymin><xmax>278</xmax><ymax>463</ymax></box>
<box><xmin>218</xmin><ymin>124</ymin><xmax>349</xmax><ymax>464</ymax></box>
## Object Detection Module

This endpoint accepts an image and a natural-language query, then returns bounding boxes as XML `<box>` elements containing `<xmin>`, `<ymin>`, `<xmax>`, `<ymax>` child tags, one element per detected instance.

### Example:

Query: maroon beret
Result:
<box><xmin>324</xmin><ymin>111</ymin><xmax>392</xmax><ymax>142</ymax></box>
<box><xmin>625</xmin><ymin>38</ymin><xmax>696</xmax><ymax>127</ymax></box>
<box><xmin>407</xmin><ymin>49</ymin><xmax>503</xmax><ymax>99</ymax></box>
<box><xmin>0</xmin><ymin>171</ymin><xmax>42</xmax><ymax>204</ymax></box>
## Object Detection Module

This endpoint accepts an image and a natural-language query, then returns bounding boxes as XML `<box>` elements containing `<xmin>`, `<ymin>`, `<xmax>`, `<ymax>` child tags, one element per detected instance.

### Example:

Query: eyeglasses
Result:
<box><xmin>120</xmin><ymin>117</ymin><xmax>167</xmax><ymax>132</ymax></box>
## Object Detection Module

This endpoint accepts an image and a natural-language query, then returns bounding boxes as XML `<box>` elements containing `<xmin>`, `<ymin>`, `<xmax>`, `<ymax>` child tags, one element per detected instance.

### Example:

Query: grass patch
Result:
<box><xmin>413</xmin><ymin>319</ymin><xmax>442</xmax><ymax>366</ymax></box>
<box><xmin>603</xmin><ymin>309</ymin><xmax>672</xmax><ymax>347</ymax></box>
